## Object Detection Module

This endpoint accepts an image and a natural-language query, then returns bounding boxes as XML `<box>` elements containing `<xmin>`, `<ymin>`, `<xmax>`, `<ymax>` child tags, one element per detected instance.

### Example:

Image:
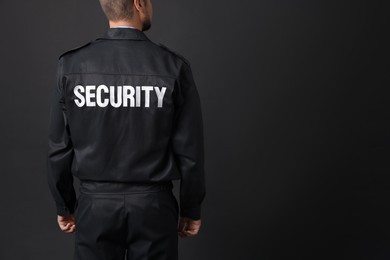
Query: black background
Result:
<box><xmin>0</xmin><ymin>0</ymin><xmax>388</xmax><ymax>259</ymax></box>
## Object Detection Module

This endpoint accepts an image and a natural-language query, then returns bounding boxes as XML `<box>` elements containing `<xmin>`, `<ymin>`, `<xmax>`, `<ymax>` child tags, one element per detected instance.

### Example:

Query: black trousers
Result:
<box><xmin>73</xmin><ymin>180</ymin><xmax>179</xmax><ymax>260</ymax></box>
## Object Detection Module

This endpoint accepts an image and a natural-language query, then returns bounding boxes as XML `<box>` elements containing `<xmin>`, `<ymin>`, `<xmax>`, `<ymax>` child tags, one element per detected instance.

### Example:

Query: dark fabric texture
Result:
<box><xmin>46</xmin><ymin>27</ymin><xmax>206</xmax><ymax>220</ymax></box>
<box><xmin>73</xmin><ymin>181</ymin><xmax>179</xmax><ymax>260</ymax></box>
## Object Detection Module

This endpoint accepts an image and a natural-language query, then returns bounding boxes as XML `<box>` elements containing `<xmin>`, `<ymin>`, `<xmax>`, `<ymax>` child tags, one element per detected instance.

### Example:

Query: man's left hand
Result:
<box><xmin>57</xmin><ymin>215</ymin><xmax>76</xmax><ymax>233</ymax></box>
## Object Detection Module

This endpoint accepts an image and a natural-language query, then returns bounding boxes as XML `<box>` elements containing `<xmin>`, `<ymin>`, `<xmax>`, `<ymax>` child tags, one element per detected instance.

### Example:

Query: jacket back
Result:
<box><xmin>47</xmin><ymin>28</ymin><xmax>205</xmax><ymax>220</ymax></box>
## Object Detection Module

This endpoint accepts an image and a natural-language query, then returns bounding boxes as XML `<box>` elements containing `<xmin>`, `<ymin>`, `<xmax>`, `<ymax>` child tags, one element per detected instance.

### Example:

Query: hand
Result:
<box><xmin>177</xmin><ymin>216</ymin><xmax>201</xmax><ymax>238</ymax></box>
<box><xmin>57</xmin><ymin>214</ymin><xmax>76</xmax><ymax>234</ymax></box>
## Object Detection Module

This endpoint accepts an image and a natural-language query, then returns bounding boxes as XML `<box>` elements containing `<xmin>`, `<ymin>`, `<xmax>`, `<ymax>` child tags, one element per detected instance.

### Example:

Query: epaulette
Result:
<box><xmin>156</xmin><ymin>42</ymin><xmax>190</xmax><ymax>66</ymax></box>
<box><xmin>58</xmin><ymin>41</ymin><xmax>93</xmax><ymax>60</ymax></box>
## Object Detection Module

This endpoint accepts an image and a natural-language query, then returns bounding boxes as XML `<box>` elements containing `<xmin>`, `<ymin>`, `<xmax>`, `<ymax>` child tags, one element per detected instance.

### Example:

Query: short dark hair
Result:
<box><xmin>99</xmin><ymin>0</ymin><xmax>135</xmax><ymax>21</ymax></box>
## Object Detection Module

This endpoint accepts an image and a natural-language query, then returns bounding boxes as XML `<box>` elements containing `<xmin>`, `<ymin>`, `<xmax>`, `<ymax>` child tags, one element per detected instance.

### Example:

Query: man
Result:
<box><xmin>46</xmin><ymin>0</ymin><xmax>206</xmax><ymax>259</ymax></box>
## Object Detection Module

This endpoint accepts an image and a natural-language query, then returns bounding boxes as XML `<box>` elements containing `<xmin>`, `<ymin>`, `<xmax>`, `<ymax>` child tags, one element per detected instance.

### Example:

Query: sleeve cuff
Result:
<box><xmin>56</xmin><ymin>204</ymin><xmax>74</xmax><ymax>216</ymax></box>
<box><xmin>180</xmin><ymin>206</ymin><xmax>201</xmax><ymax>220</ymax></box>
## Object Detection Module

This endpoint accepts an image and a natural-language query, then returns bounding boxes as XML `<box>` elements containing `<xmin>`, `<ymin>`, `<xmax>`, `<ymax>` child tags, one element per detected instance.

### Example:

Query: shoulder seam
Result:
<box><xmin>153</xmin><ymin>41</ymin><xmax>190</xmax><ymax>66</ymax></box>
<box><xmin>58</xmin><ymin>41</ymin><xmax>93</xmax><ymax>60</ymax></box>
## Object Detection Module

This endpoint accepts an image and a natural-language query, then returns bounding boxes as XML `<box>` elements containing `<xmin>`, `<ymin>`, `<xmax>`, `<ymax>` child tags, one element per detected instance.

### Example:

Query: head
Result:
<box><xmin>99</xmin><ymin>0</ymin><xmax>153</xmax><ymax>31</ymax></box>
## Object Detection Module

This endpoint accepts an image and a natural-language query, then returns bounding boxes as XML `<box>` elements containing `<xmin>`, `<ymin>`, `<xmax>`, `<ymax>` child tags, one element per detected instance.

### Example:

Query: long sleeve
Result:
<box><xmin>171</xmin><ymin>62</ymin><xmax>206</xmax><ymax>220</ymax></box>
<box><xmin>46</xmin><ymin>58</ymin><xmax>77</xmax><ymax>216</ymax></box>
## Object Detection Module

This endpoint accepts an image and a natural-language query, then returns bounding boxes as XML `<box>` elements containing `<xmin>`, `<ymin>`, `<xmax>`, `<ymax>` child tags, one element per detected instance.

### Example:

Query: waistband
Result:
<box><xmin>79</xmin><ymin>180</ymin><xmax>173</xmax><ymax>194</ymax></box>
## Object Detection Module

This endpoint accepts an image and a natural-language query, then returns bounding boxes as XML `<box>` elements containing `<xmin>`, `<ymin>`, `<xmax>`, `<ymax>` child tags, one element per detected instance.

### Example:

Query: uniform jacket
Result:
<box><xmin>46</xmin><ymin>27</ymin><xmax>206</xmax><ymax>220</ymax></box>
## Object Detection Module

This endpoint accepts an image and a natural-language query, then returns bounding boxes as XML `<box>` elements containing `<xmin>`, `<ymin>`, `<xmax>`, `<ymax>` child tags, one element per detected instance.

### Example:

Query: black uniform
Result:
<box><xmin>46</xmin><ymin>27</ymin><xmax>206</xmax><ymax>259</ymax></box>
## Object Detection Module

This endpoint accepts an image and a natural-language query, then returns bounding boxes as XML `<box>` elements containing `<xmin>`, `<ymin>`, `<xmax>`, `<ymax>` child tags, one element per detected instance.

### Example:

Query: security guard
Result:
<box><xmin>46</xmin><ymin>0</ymin><xmax>206</xmax><ymax>259</ymax></box>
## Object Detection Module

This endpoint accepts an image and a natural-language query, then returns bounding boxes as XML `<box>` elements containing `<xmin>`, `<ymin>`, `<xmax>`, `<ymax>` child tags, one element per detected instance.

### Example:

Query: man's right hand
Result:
<box><xmin>177</xmin><ymin>217</ymin><xmax>201</xmax><ymax>237</ymax></box>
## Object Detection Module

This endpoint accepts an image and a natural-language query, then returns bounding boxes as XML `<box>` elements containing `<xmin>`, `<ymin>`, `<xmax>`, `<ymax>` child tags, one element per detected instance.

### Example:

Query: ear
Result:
<box><xmin>134</xmin><ymin>0</ymin><xmax>142</xmax><ymax>11</ymax></box>
<box><xmin>134</xmin><ymin>0</ymin><xmax>144</xmax><ymax>12</ymax></box>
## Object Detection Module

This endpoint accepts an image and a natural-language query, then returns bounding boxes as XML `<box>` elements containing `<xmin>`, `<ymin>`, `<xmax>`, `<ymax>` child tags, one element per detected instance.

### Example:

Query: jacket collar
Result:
<box><xmin>95</xmin><ymin>27</ymin><xmax>150</xmax><ymax>41</ymax></box>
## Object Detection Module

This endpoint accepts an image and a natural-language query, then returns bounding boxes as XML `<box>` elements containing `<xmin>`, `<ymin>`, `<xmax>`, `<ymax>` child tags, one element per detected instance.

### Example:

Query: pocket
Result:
<box><xmin>169</xmin><ymin>190</ymin><xmax>179</xmax><ymax>216</ymax></box>
<box><xmin>74</xmin><ymin>193</ymin><xmax>84</xmax><ymax>216</ymax></box>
